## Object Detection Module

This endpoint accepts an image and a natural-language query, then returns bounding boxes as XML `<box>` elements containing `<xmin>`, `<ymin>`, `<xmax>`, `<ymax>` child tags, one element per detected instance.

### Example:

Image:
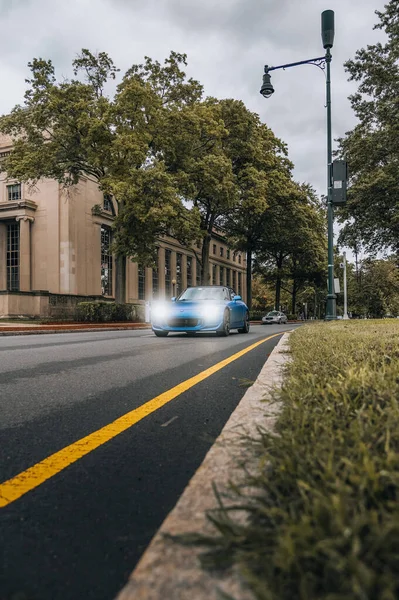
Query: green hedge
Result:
<box><xmin>249</xmin><ymin>310</ymin><xmax>264</xmax><ymax>321</ymax></box>
<box><xmin>196</xmin><ymin>321</ymin><xmax>399</xmax><ymax>599</ymax></box>
<box><xmin>75</xmin><ymin>302</ymin><xmax>136</xmax><ymax>323</ymax></box>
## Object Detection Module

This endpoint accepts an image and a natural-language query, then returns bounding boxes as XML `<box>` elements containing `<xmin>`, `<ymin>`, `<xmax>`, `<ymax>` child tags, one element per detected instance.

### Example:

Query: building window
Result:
<box><xmin>187</xmin><ymin>256</ymin><xmax>193</xmax><ymax>287</ymax></box>
<box><xmin>212</xmin><ymin>264</ymin><xmax>217</xmax><ymax>285</ymax></box>
<box><xmin>101</xmin><ymin>225</ymin><xmax>113</xmax><ymax>296</ymax></box>
<box><xmin>7</xmin><ymin>184</ymin><xmax>21</xmax><ymax>202</ymax></box>
<box><xmin>7</xmin><ymin>222</ymin><xmax>19</xmax><ymax>291</ymax></box>
<box><xmin>165</xmin><ymin>249</ymin><xmax>172</xmax><ymax>297</ymax></box>
<box><xmin>176</xmin><ymin>253</ymin><xmax>182</xmax><ymax>295</ymax></box>
<box><xmin>233</xmin><ymin>252</ymin><xmax>237</xmax><ymax>262</ymax></box>
<box><xmin>196</xmin><ymin>260</ymin><xmax>201</xmax><ymax>286</ymax></box>
<box><xmin>232</xmin><ymin>270</ymin><xmax>236</xmax><ymax>290</ymax></box>
<box><xmin>138</xmin><ymin>265</ymin><xmax>146</xmax><ymax>300</ymax></box>
<box><xmin>220</xmin><ymin>247</ymin><xmax>224</xmax><ymax>257</ymax></box>
<box><xmin>226</xmin><ymin>268</ymin><xmax>231</xmax><ymax>286</ymax></box>
<box><xmin>103</xmin><ymin>194</ymin><xmax>115</xmax><ymax>214</ymax></box>
<box><xmin>220</xmin><ymin>266</ymin><xmax>224</xmax><ymax>285</ymax></box>
<box><xmin>227</xmin><ymin>249</ymin><xmax>230</xmax><ymax>260</ymax></box>
<box><xmin>238</xmin><ymin>254</ymin><xmax>242</xmax><ymax>264</ymax></box>
<box><xmin>213</xmin><ymin>244</ymin><xmax>217</xmax><ymax>255</ymax></box>
<box><xmin>238</xmin><ymin>272</ymin><xmax>242</xmax><ymax>295</ymax></box>
<box><xmin>152</xmin><ymin>248</ymin><xmax>159</xmax><ymax>298</ymax></box>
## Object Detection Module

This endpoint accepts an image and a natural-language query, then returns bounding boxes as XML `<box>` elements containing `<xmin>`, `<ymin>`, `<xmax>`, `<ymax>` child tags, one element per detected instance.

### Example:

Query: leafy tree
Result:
<box><xmin>171</xmin><ymin>99</ymin><xmax>269</xmax><ymax>287</ymax></box>
<box><xmin>250</xmin><ymin>275</ymin><xmax>275</xmax><ymax>312</ymax></box>
<box><xmin>337</xmin><ymin>0</ymin><xmax>399</xmax><ymax>254</ymax></box>
<box><xmin>255</xmin><ymin>184</ymin><xmax>326</xmax><ymax>311</ymax></box>
<box><xmin>0</xmin><ymin>50</ymin><xmax>202</xmax><ymax>302</ymax></box>
<box><xmin>223</xmin><ymin>121</ymin><xmax>292</xmax><ymax>309</ymax></box>
<box><xmin>345</xmin><ymin>256</ymin><xmax>399</xmax><ymax>318</ymax></box>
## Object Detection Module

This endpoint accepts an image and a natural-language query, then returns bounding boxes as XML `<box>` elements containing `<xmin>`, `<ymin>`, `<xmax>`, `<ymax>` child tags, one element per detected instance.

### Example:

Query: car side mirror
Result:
<box><xmin>233</xmin><ymin>295</ymin><xmax>241</xmax><ymax>301</ymax></box>
<box><xmin>171</xmin><ymin>297</ymin><xmax>176</xmax><ymax>302</ymax></box>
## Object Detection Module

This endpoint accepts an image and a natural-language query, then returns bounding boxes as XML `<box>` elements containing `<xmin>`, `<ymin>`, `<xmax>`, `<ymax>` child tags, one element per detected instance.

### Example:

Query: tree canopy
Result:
<box><xmin>337</xmin><ymin>0</ymin><xmax>399</xmax><ymax>254</ymax></box>
<box><xmin>0</xmin><ymin>48</ymin><xmax>329</xmax><ymax>307</ymax></box>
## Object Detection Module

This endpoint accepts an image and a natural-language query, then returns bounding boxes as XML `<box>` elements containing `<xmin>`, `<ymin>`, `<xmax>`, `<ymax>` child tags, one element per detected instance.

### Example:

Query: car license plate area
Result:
<box><xmin>168</xmin><ymin>318</ymin><xmax>199</xmax><ymax>327</ymax></box>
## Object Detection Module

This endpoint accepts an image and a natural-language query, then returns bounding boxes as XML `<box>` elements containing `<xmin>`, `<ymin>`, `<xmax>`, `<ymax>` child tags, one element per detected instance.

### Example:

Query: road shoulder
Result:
<box><xmin>116</xmin><ymin>332</ymin><xmax>291</xmax><ymax>600</ymax></box>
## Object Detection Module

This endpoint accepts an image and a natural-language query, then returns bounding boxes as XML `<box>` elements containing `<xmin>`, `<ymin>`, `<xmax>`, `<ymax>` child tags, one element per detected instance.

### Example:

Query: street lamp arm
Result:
<box><xmin>264</xmin><ymin>56</ymin><xmax>326</xmax><ymax>73</ymax></box>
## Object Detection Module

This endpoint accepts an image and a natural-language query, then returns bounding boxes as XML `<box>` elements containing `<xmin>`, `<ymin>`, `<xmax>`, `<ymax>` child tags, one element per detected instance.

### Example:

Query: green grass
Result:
<box><xmin>192</xmin><ymin>321</ymin><xmax>399</xmax><ymax>600</ymax></box>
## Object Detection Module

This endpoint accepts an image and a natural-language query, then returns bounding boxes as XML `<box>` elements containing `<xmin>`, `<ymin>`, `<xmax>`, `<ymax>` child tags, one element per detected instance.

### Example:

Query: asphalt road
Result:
<box><xmin>0</xmin><ymin>324</ymin><xmax>299</xmax><ymax>600</ymax></box>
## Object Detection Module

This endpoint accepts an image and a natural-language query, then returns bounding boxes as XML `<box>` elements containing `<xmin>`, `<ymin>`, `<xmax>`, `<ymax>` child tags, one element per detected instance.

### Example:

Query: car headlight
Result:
<box><xmin>200</xmin><ymin>304</ymin><xmax>221</xmax><ymax>321</ymax></box>
<box><xmin>152</xmin><ymin>303</ymin><xmax>169</xmax><ymax>320</ymax></box>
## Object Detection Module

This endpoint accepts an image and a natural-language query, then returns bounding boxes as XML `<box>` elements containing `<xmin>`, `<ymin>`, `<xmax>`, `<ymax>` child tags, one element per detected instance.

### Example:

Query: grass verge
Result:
<box><xmin>193</xmin><ymin>321</ymin><xmax>399</xmax><ymax>600</ymax></box>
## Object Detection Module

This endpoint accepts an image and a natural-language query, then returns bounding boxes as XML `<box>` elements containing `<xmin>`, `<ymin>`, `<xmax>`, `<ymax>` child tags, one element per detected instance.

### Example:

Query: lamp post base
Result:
<box><xmin>325</xmin><ymin>294</ymin><xmax>337</xmax><ymax>321</ymax></box>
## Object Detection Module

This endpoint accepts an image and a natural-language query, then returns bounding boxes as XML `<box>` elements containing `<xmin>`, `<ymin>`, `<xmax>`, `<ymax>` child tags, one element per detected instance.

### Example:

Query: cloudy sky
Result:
<box><xmin>0</xmin><ymin>0</ymin><xmax>386</xmax><ymax>198</ymax></box>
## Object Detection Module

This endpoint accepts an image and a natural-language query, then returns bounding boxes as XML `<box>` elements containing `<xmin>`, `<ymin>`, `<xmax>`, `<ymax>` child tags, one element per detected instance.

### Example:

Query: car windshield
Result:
<box><xmin>177</xmin><ymin>287</ymin><xmax>226</xmax><ymax>301</ymax></box>
<box><xmin>267</xmin><ymin>311</ymin><xmax>279</xmax><ymax>316</ymax></box>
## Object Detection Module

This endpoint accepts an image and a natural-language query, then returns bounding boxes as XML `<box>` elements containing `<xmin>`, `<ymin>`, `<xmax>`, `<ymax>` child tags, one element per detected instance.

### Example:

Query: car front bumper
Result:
<box><xmin>152</xmin><ymin>315</ymin><xmax>224</xmax><ymax>333</ymax></box>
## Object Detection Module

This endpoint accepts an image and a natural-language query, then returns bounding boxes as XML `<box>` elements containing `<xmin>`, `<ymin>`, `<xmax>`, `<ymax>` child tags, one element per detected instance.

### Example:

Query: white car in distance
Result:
<box><xmin>261</xmin><ymin>310</ymin><xmax>288</xmax><ymax>325</ymax></box>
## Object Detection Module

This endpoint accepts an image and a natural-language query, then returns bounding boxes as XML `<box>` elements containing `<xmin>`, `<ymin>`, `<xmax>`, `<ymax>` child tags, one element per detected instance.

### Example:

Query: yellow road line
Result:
<box><xmin>0</xmin><ymin>333</ymin><xmax>282</xmax><ymax>508</ymax></box>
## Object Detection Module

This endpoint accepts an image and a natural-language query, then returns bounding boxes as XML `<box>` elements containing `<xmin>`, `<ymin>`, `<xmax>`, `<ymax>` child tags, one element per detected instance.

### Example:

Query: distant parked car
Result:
<box><xmin>261</xmin><ymin>310</ymin><xmax>288</xmax><ymax>325</ymax></box>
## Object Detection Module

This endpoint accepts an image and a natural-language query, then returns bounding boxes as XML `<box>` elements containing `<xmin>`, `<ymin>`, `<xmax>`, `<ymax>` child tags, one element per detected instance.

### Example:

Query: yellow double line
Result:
<box><xmin>0</xmin><ymin>333</ymin><xmax>282</xmax><ymax>508</ymax></box>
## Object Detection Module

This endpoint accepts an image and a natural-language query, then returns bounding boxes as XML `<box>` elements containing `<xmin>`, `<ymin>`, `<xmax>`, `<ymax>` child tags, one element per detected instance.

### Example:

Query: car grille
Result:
<box><xmin>168</xmin><ymin>318</ymin><xmax>199</xmax><ymax>327</ymax></box>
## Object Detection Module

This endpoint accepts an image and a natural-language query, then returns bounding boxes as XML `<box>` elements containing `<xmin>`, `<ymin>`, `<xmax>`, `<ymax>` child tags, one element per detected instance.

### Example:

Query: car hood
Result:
<box><xmin>171</xmin><ymin>300</ymin><xmax>225</xmax><ymax>312</ymax></box>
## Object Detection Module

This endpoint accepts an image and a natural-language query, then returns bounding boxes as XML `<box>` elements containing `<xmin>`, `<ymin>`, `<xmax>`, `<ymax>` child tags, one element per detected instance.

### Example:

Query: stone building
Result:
<box><xmin>0</xmin><ymin>135</ymin><xmax>246</xmax><ymax>319</ymax></box>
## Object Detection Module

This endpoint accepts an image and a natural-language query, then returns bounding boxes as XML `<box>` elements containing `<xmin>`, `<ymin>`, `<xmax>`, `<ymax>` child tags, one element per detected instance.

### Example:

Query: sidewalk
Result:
<box><xmin>116</xmin><ymin>333</ymin><xmax>291</xmax><ymax>600</ymax></box>
<box><xmin>0</xmin><ymin>321</ymin><xmax>151</xmax><ymax>335</ymax></box>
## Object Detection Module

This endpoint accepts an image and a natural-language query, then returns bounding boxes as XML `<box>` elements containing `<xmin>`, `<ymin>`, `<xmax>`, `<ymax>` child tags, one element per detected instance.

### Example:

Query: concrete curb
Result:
<box><xmin>116</xmin><ymin>332</ymin><xmax>292</xmax><ymax>600</ymax></box>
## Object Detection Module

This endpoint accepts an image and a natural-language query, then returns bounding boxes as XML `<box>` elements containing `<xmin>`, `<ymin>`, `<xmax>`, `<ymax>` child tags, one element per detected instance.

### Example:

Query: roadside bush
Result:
<box><xmin>249</xmin><ymin>311</ymin><xmax>264</xmax><ymax>321</ymax></box>
<box><xmin>194</xmin><ymin>321</ymin><xmax>399</xmax><ymax>599</ymax></box>
<box><xmin>75</xmin><ymin>302</ymin><xmax>136</xmax><ymax>322</ymax></box>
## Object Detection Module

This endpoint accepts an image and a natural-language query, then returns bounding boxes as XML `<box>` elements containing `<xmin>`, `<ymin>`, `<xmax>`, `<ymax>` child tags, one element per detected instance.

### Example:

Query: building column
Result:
<box><xmin>16</xmin><ymin>216</ymin><xmax>34</xmax><ymax>292</ymax></box>
<box><xmin>220</xmin><ymin>267</ymin><xmax>226</xmax><ymax>286</ymax></box>
<box><xmin>158</xmin><ymin>246</ymin><xmax>165</xmax><ymax>298</ymax></box>
<box><xmin>0</xmin><ymin>223</ymin><xmax>6</xmax><ymax>290</ymax></box>
<box><xmin>181</xmin><ymin>254</ymin><xmax>187</xmax><ymax>291</ymax></box>
<box><xmin>92</xmin><ymin>224</ymin><xmax>102</xmax><ymax>296</ymax></box>
<box><xmin>215</xmin><ymin>264</ymin><xmax>220</xmax><ymax>286</ymax></box>
<box><xmin>145</xmin><ymin>267</ymin><xmax>152</xmax><ymax>301</ymax></box>
<box><xmin>171</xmin><ymin>251</ymin><xmax>177</xmax><ymax>296</ymax></box>
<box><xmin>226</xmin><ymin>268</ymin><xmax>231</xmax><ymax>287</ymax></box>
<box><xmin>191</xmin><ymin>257</ymin><xmax>197</xmax><ymax>287</ymax></box>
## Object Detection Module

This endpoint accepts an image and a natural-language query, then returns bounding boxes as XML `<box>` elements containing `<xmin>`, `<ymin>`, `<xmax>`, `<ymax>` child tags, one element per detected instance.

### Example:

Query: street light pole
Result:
<box><xmin>260</xmin><ymin>9</ymin><xmax>337</xmax><ymax>321</ymax></box>
<box><xmin>324</xmin><ymin>28</ymin><xmax>336</xmax><ymax>320</ymax></box>
<box><xmin>342</xmin><ymin>251</ymin><xmax>349</xmax><ymax>319</ymax></box>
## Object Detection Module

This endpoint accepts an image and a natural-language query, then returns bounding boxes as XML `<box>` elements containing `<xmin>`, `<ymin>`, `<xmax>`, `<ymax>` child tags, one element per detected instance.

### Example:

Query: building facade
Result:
<box><xmin>0</xmin><ymin>135</ymin><xmax>246</xmax><ymax>319</ymax></box>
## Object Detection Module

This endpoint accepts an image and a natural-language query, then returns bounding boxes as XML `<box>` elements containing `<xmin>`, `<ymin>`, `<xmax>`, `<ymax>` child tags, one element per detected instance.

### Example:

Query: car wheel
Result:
<box><xmin>238</xmin><ymin>311</ymin><xmax>250</xmax><ymax>334</ymax></box>
<box><xmin>154</xmin><ymin>330</ymin><xmax>169</xmax><ymax>337</ymax></box>
<box><xmin>216</xmin><ymin>310</ymin><xmax>230</xmax><ymax>337</ymax></box>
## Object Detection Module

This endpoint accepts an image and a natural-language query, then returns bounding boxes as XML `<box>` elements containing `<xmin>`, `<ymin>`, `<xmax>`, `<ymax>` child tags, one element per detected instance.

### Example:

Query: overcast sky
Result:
<box><xmin>0</xmin><ymin>0</ymin><xmax>386</xmax><ymax>199</ymax></box>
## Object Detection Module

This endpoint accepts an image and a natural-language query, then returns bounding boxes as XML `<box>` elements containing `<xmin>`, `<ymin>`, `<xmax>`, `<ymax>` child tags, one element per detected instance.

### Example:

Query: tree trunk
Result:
<box><xmin>275</xmin><ymin>254</ymin><xmax>283</xmax><ymax>310</ymax></box>
<box><xmin>291</xmin><ymin>280</ymin><xmax>297</xmax><ymax>314</ymax></box>
<box><xmin>201</xmin><ymin>233</ymin><xmax>211</xmax><ymax>285</ymax></box>
<box><xmin>115</xmin><ymin>254</ymin><xmax>126</xmax><ymax>304</ymax></box>
<box><xmin>355</xmin><ymin>250</ymin><xmax>359</xmax><ymax>282</ymax></box>
<box><xmin>246</xmin><ymin>248</ymin><xmax>253</xmax><ymax>310</ymax></box>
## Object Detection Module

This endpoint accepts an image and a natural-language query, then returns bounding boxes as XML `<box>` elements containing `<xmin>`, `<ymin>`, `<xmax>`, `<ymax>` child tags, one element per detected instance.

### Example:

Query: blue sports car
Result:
<box><xmin>151</xmin><ymin>286</ymin><xmax>250</xmax><ymax>337</ymax></box>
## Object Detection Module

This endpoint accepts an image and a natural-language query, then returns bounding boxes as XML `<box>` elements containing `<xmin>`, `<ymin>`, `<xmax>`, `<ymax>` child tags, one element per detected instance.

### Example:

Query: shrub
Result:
<box><xmin>75</xmin><ymin>302</ymin><xmax>136</xmax><ymax>323</ymax></box>
<box><xmin>249</xmin><ymin>311</ymin><xmax>264</xmax><ymax>321</ymax></box>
